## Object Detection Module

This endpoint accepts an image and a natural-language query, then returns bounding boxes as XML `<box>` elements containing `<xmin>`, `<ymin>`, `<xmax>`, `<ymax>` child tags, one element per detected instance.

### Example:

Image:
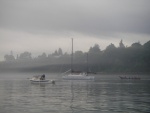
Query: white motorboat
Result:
<box><xmin>29</xmin><ymin>74</ymin><xmax>50</xmax><ymax>83</ymax></box>
<box><xmin>62</xmin><ymin>38</ymin><xmax>95</xmax><ymax>80</ymax></box>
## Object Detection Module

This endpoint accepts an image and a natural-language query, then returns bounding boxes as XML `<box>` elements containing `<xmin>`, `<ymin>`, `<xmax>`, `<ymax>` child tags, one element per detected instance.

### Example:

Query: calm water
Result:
<box><xmin>0</xmin><ymin>73</ymin><xmax>150</xmax><ymax>113</ymax></box>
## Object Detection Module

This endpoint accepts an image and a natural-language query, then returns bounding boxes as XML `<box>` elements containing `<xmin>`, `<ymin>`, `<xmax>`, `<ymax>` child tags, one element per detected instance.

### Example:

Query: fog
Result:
<box><xmin>0</xmin><ymin>0</ymin><xmax>150</xmax><ymax>61</ymax></box>
<box><xmin>1</xmin><ymin>40</ymin><xmax>150</xmax><ymax>74</ymax></box>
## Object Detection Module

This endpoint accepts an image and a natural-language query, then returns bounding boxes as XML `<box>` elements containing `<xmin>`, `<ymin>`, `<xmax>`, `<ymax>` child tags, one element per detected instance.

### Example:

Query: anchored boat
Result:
<box><xmin>29</xmin><ymin>74</ymin><xmax>50</xmax><ymax>83</ymax></box>
<box><xmin>62</xmin><ymin>38</ymin><xmax>95</xmax><ymax>80</ymax></box>
<box><xmin>62</xmin><ymin>72</ymin><xmax>95</xmax><ymax>80</ymax></box>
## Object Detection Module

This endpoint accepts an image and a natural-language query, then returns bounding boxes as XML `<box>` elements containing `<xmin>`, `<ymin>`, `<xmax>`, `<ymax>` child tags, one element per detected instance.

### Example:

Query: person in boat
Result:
<box><xmin>40</xmin><ymin>74</ymin><xmax>45</xmax><ymax>80</ymax></box>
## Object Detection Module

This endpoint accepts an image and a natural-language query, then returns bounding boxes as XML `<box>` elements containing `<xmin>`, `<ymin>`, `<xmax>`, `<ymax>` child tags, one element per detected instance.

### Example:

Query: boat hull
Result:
<box><xmin>62</xmin><ymin>75</ymin><xmax>94</xmax><ymax>80</ymax></box>
<box><xmin>30</xmin><ymin>79</ymin><xmax>49</xmax><ymax>83</ymax></box>
<box><xmin>119</xmin><ymin>76</ymin><xmax>141</xmax><ymax>80</ymax></box>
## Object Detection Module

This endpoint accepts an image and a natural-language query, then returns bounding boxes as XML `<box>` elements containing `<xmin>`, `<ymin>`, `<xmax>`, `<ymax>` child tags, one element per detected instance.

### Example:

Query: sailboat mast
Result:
<box><xmin>87</xmin><ymin>53</ymin><xmax>89</xmax><ymax>76</ymax></box>
<box><xmin>71</xmin><ymin>38</ymin><xmax>73</xmax><ymax>72</ymax></box>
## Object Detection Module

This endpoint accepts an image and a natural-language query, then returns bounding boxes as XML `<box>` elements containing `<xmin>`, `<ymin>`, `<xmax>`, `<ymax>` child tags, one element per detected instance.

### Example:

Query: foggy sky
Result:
<box><xmin>0</xmin><ymin>0</ymin><xmax>150</xmax><ymax>61</ymax></box>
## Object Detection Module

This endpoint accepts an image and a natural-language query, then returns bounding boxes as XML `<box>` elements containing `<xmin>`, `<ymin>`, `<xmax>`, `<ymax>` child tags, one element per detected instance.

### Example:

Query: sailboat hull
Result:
<box><xmin>62</xmin><ymin>74</ymin><xmax>95</xmax><ymax>80</ymax></box>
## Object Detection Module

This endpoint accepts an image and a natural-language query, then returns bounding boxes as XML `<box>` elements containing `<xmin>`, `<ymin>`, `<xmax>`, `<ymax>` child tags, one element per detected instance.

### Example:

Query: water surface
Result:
<box><xmin>0</xmin><ymin>73</ymin><xmax>150</xmax><ymax>113</ymax></box>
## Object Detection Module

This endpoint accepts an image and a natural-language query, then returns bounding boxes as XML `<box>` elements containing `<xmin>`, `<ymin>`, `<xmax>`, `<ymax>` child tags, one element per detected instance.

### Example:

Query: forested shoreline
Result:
<box><xmin>0</xmin><ymin>40</ymin><xmax>150</xmax><ymax>74</ymax></box>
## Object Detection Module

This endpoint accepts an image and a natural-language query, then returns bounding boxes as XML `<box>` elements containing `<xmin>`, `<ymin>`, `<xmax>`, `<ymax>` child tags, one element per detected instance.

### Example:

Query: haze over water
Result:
<box><xmin>0</xmin><ymin>73</ymin><xmax>150</xmax><ymax>113</ymax></box>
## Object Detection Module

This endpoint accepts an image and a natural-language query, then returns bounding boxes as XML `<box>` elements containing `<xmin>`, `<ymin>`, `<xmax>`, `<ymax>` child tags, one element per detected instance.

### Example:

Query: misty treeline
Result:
<box><xmin>0</xmin><ymin>40</ymin><xmax>150</xmax><ymax>73</ymax></box>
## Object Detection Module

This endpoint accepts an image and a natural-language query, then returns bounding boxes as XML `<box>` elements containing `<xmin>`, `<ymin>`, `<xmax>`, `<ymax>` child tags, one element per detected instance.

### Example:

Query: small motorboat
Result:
<box><xmin>30</xmin><ymin>74</ymin><xmax>50</xmax><ymax>83</ymax></box>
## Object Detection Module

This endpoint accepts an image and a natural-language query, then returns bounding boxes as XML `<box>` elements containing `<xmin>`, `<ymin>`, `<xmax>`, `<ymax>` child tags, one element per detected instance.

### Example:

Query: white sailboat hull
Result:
<box><xmin>62</xmin><ymin>73</ymin><xmax>95</xmax><ymax>80</ymax></box>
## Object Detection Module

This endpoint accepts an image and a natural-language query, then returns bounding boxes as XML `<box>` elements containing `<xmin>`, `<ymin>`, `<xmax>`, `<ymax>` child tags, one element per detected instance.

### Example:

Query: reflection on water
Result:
<box><xmin>0</xmin><ymin>73</ymin><xmax>150</xmax><ymax>113</ymax></box>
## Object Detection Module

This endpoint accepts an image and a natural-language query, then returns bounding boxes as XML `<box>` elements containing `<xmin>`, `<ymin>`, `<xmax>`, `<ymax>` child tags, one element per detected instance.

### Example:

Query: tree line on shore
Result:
<box><xmin>0</xmin><ymin>40</ymin><xmax>150</xmax><ymax>73</ymax></box>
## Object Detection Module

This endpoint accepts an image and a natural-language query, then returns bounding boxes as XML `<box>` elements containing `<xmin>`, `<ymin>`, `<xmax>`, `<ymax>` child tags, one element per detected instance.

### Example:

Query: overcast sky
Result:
<box><xmin>0</xmin><ymin>0</ymin><xmax>150</xmax><ymax>61</ymax></box>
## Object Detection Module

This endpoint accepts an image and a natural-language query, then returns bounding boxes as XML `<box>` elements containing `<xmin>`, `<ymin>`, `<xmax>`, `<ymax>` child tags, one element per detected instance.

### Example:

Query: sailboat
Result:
<box><xmin>62</xmin><ymin>38</ymin><xmax>95</xmax><ymax>80</ymax></box>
